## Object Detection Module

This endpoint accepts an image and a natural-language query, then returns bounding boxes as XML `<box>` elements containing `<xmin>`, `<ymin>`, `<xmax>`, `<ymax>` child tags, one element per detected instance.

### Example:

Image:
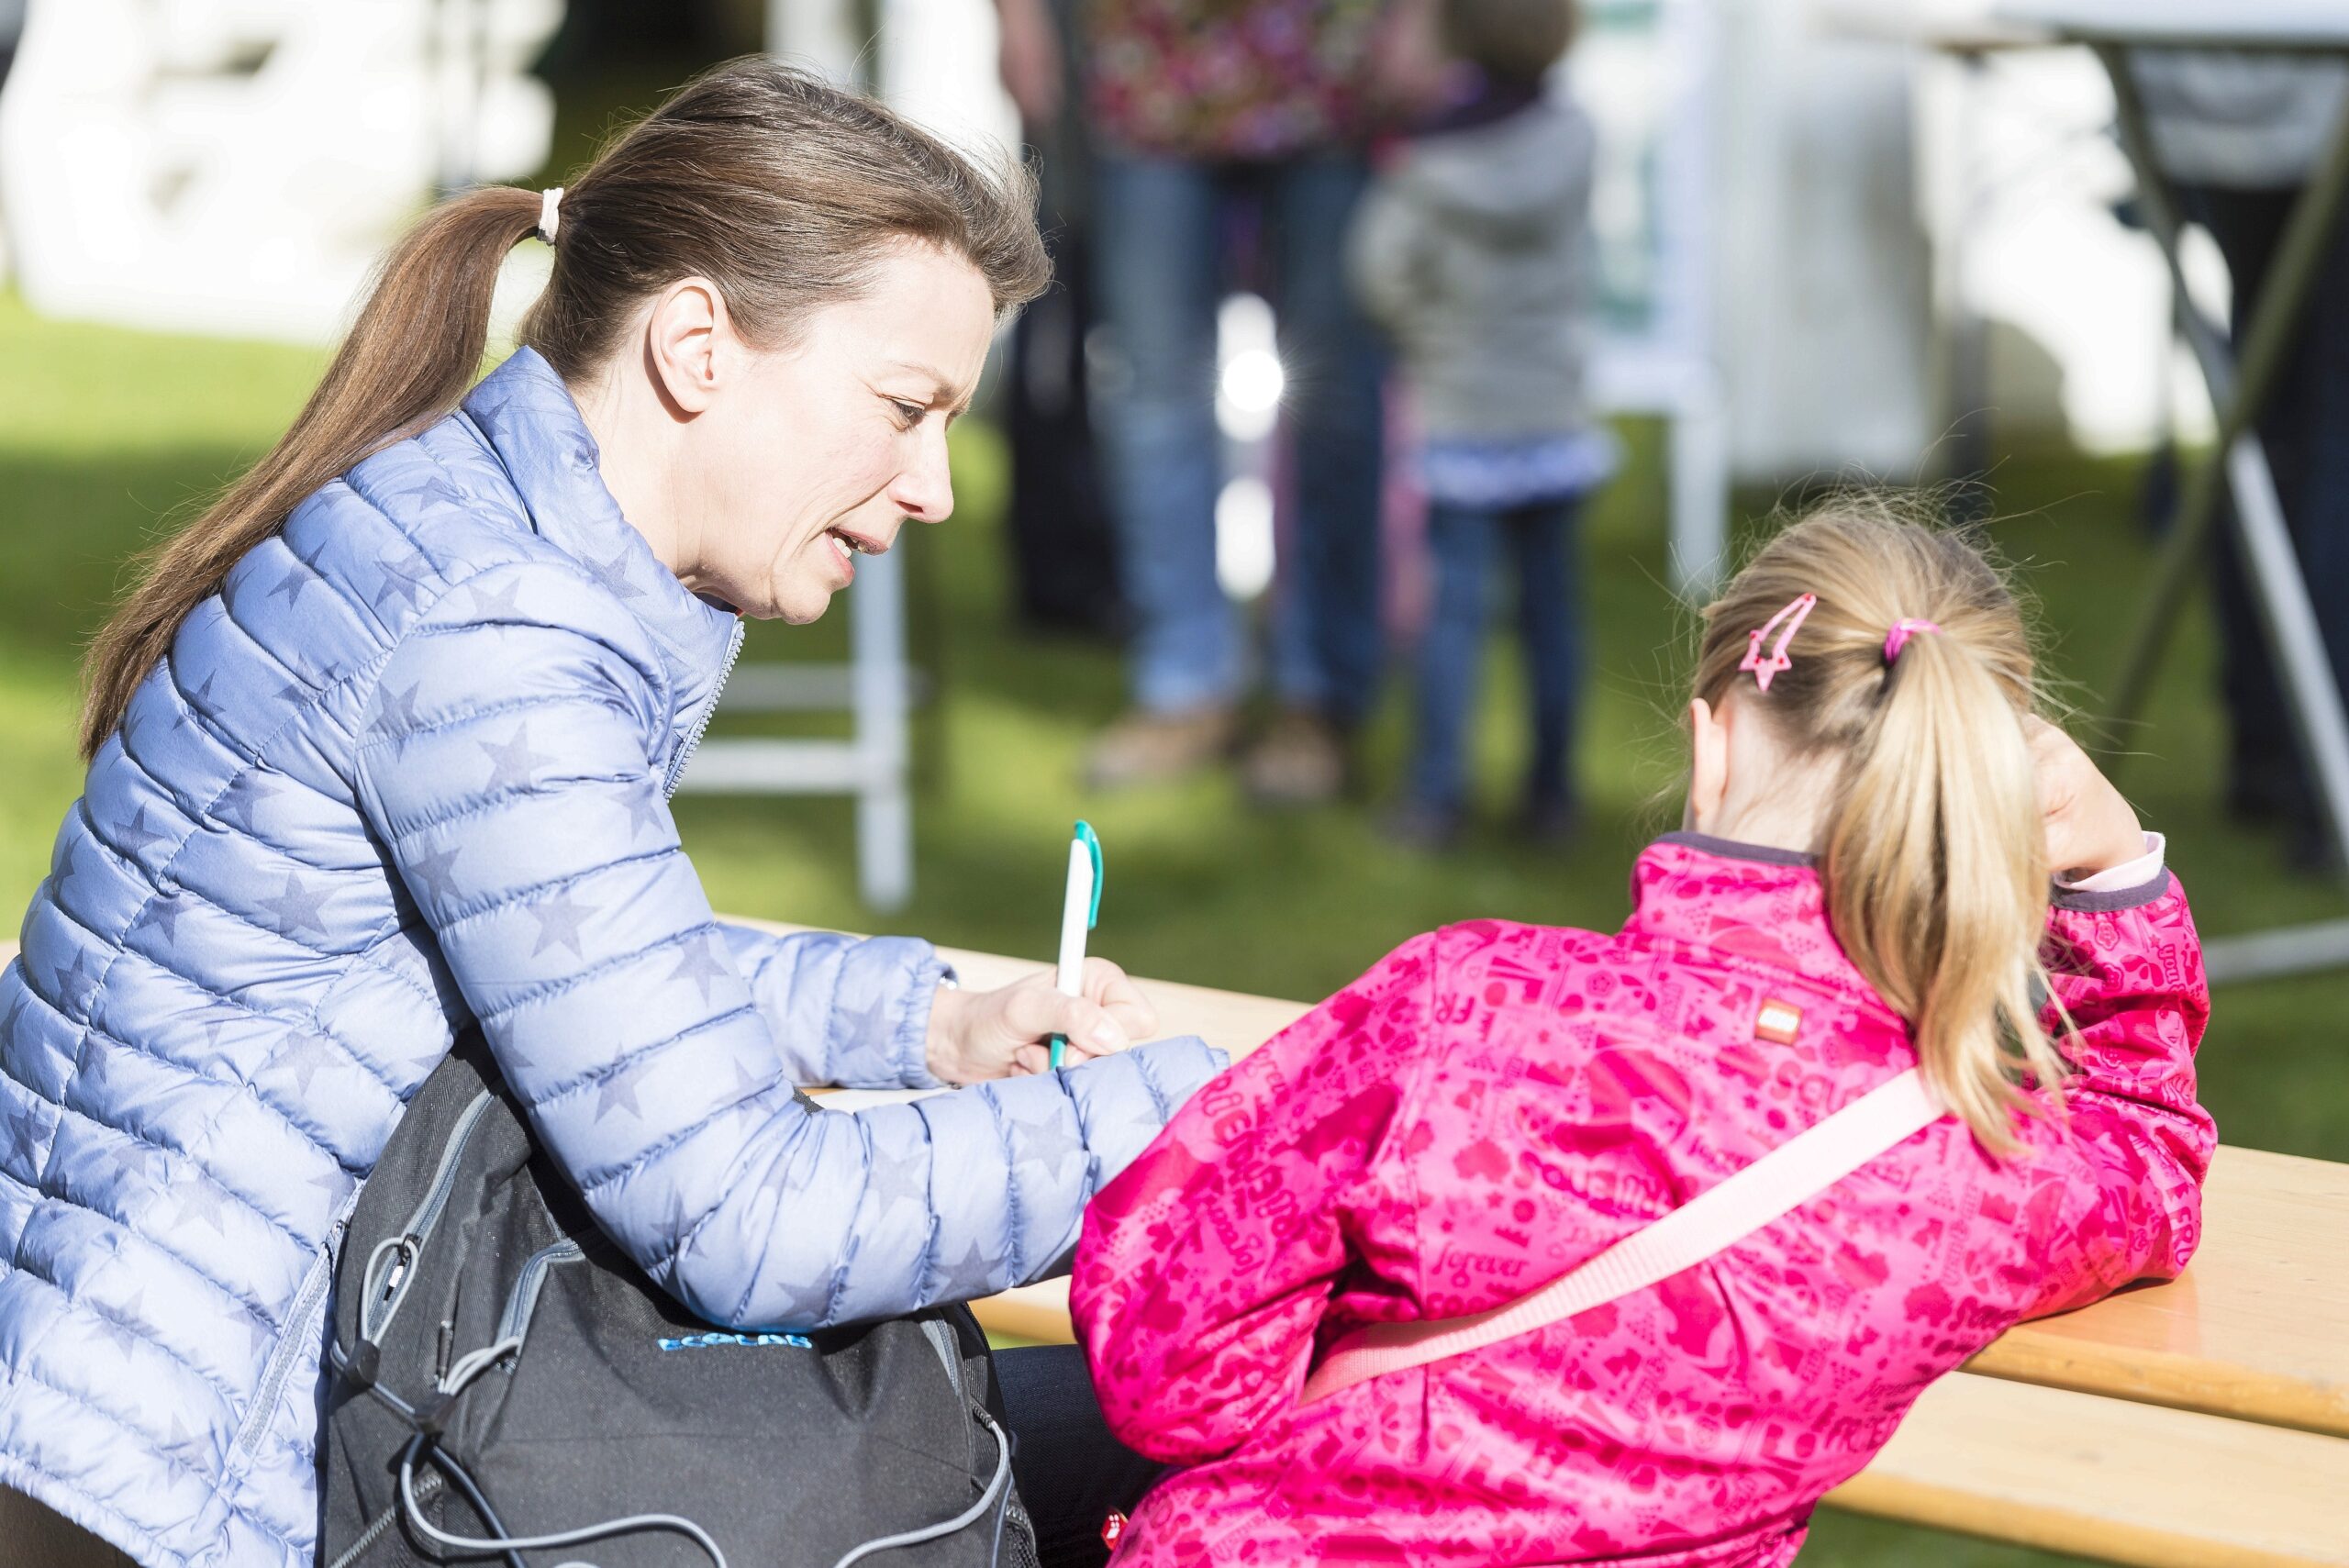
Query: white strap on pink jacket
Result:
<box><xmin>1301</xmin><ymin>1068</ymin><xmax>1944</xmax><ymax>1403</ymax></box>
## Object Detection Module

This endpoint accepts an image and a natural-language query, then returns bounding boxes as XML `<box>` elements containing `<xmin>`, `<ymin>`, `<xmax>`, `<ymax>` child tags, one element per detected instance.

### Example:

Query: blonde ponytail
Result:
<box><xmin>1694</xmin><ymin>499</ymin><xmax>2067</xmax><ymax>1153</ymax></box>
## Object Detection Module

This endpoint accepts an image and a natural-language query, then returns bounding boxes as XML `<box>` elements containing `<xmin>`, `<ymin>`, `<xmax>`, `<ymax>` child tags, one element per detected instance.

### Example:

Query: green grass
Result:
<box><xmin>3</xmin><ymin>290</ymin><xmax>2343</xmax><ymax>1564</ymax></box>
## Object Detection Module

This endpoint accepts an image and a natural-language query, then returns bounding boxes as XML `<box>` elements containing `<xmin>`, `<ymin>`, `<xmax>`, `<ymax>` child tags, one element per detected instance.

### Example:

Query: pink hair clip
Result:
<box><xmin>1883</xmin><ymin>618</ymin><xmax>1942</xmax><ymax>662</ymax></box>
<box><xmin>1739</xmin><ymin>593</ymin><xmax>1817</xmax><ymax>693</ymax></box>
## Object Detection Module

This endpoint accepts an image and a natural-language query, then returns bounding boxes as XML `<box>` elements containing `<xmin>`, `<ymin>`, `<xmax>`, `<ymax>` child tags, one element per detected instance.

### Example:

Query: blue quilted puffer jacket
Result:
<box><xmin>0</xmin><ymin>348</ymin><xmax>1225</xmax><ymax>1568</ymax></box>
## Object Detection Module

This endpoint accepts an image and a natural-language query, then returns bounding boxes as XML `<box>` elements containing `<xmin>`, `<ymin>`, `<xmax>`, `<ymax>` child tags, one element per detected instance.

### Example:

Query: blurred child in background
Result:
<box><xmin>1348</xmin><ymin>0</ymin><xmax>1612</xmax><ymax>848</ymax></box>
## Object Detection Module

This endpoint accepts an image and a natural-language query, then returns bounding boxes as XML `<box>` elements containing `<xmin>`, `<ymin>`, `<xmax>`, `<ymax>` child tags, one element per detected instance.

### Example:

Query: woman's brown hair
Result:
<box><xmin>79</xmin><ymin>59</ymin><xmax>1050</xmax><ymax>759</ymax></box>
<box><xmin>1692</xmin><ymin>499</ymin><xmax>2067</xmax><ymax>1153</ymax></box>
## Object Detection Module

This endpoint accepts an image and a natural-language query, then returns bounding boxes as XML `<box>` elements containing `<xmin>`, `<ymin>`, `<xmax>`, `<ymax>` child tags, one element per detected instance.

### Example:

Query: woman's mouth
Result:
<box><xmin>825</xmin><ymin>527</ymin><xmax>887</xmax><ymax>567</ymax></box>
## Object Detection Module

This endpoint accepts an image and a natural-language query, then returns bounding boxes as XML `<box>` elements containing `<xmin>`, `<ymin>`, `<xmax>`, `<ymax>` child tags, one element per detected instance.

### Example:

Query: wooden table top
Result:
<box><xmin>8</xmin><ymin>927</ymin><xmax>2342</xmax><ymax>1439</ymax></box>
<box><xmin>911</xmin><ymin>934</ymin><xmax>2349</xmax><ymax>1440</ymax></box>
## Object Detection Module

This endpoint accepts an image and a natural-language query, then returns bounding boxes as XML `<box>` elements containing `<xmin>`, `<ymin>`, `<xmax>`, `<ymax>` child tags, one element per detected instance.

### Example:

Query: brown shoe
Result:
<box><xmin>1083</xmin><ymin>706</ymin><xmax>1239</xmax><ymax>790</ymax></box>
<box><xmin>1242</xmin><ymin>709</ymin><xmax>1351</xmax><ymax>806</ymax></box>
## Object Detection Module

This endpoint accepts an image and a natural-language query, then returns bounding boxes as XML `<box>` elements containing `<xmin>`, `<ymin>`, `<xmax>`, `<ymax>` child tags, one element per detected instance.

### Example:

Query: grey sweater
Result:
<box><xmin>1346</xmin><ymin>95</ymin><xmax>1598</xmax><ymax>442</ymax></box>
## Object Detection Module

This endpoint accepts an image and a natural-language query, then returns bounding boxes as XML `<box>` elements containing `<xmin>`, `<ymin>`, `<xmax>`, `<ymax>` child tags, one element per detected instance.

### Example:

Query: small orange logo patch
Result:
<box><xmin>1756</xmin><ymin>999</ymin><xmax>1803</xmax><ymax>1044</ymax></box>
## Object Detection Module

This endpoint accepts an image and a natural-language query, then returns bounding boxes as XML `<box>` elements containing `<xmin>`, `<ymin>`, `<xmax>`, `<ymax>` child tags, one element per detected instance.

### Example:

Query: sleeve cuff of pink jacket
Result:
<box><xmin>2053</xmin><ymin>832</ymin><xmax>2168</xmax><ymax>908</ymax></box>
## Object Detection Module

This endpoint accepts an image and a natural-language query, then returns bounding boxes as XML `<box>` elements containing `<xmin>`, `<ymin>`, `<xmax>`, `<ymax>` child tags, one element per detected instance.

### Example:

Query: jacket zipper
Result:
<box><xmin>327</xmin><ymin>1469</ymin><xmax>443</xmax><ymax>1568</ymax></box>
<box><xmin>495</xmin><ymin>1236</ymin><xmax>585</xmax><ymax>1345</ymax></box>
<box><xmin>662</xmin><ymin>617</ymin><xmax>745</xmax><ymax>799</ymax></box>
<box><xmin>234</xmin><ymin>1218</ymin><xmax>346</xmax><ymax>1458</ymax></box>
<box><xmin>361</xmin><ymin>1090</ymin><xmax>494</xmax><ymax>1343</ymax></box>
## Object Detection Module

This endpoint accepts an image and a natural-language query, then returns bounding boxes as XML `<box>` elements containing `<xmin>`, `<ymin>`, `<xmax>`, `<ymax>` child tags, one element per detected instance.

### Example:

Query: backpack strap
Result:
<box><xmin>1300</xmin><ymin>1067</ymin><xmax>1944</xmax><ymax>1404</ymax></box>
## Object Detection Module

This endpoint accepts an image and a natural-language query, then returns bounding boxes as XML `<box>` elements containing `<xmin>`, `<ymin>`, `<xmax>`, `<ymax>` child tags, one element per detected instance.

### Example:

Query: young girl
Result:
<box><xmin>1072</xmin><ymin>505</ymin><xmax>2212</xmax><ymax>1566</ymax></box>
<box><xmin>1349</xmin><ymin>0</ymin><xmax>1609</xmax><ymax>847</ymax></box>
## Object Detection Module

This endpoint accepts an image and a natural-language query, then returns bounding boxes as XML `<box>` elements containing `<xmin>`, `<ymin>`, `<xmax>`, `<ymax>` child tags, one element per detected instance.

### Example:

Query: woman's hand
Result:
<box><xmin>2027</xmin><ymin>717</ymin><xmax>2146</xmax><ymax>879</ymax></box>
<box><xmin>925</xmin><ymin>958</ymin><xmax>1160</xmax><ymax>1084</ymax></box>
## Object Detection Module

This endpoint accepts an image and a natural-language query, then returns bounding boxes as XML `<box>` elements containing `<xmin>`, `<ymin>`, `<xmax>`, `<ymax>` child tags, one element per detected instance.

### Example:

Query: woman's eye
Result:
<box><xmin>890</xmin><ymin>400</ymin><xmax>928</xmax><ymax>428</ymax></box>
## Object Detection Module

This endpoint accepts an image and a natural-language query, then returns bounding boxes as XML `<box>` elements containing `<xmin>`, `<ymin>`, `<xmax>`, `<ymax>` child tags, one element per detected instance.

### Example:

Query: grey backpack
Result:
<box><xmin>319</xmin><ymin>1037</ymin><xmax>1038</xmax><ymax>1568</ymax></box>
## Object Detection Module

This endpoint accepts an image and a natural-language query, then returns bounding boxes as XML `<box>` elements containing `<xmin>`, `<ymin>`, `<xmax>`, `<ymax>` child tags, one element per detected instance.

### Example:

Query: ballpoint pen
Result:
<box><xmin>1047</xmin><ymin>821</ymin><xmax>1103</xmax><ymax>1071</ymax></box>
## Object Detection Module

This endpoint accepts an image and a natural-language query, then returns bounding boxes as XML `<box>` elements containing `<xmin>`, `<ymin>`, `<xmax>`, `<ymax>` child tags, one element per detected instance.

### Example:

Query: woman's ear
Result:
<box><xmin>1686</xmin><ymin>695</ymin><xmax>1729</xmax><ymax>832</ymax></box>
<box><xmin>641</xmin><ymin>277</ymin><xmax>731</xmax><ymax>417</ymax></box>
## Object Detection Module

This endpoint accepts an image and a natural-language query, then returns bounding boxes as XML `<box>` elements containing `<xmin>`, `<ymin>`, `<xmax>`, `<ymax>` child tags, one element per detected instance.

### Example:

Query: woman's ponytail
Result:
<box><xmin>1695</xmin><ymin>500</ymin><xmax>2067</xmax><ymax>1153</ymax></box>
<box><xmin>80</xmin><ymin>185</ymin><xmax>543</xmax><ymax>759</ymax></box>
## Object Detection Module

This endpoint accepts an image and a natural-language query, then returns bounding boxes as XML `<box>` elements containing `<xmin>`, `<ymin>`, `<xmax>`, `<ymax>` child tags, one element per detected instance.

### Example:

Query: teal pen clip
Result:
<box><xmin>1047</xmin><ymin>820</ymin><xmax>1105</xmax><ymax>1070</ymax></box>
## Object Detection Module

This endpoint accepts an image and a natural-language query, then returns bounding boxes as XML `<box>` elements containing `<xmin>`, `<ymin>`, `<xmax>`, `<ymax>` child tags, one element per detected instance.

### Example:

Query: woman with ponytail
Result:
<box><xmin>1074</xmin><ymin>500</ymin><xmax>2213</xmax><ymax>1566</ymax></box>
<box><xmin>1</xmin><ymin>60</ymin><xmax>1222</xmax><ymax>1568</ymax></box>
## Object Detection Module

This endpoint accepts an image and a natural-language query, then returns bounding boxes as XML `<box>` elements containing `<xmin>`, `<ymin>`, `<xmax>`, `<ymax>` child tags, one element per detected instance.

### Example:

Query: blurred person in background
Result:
<box><xmin>999</xmin><ymin>0</ymin><xmax>1126</xmax><ymax>639</ymax></box>
<box><xmin>2138</xmin><ymin>51</ymin><xmax>2349</xmax><ymax>868</ymax></box>
<box><xmin>1349</xmin><ymin>0</ymin><xmax>1609</xmax><ymax>850</ymax></box>
<box><xmin>996</xmin><ymin>0</ymin><xmax>1395</xmax><ymax>802</ymax></box>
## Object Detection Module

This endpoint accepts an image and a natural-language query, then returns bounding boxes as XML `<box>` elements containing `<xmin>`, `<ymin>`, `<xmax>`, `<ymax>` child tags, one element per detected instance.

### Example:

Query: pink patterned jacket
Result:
<box><xmin>1073</xmin><ymin>834</ymin><xmax>2212</xmax><ymax>1566</ymax></box>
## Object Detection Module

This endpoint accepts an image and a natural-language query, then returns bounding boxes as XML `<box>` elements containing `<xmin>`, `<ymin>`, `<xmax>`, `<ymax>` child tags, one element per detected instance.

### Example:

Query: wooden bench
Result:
<box><xmin>8</xmin><ymin>930</ymin><xmax>2343</xmax><ymax>1563</ymax></box>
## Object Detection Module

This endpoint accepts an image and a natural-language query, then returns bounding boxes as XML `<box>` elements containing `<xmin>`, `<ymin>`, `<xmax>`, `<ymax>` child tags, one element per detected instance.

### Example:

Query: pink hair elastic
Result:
<box><xmin>1739</xmin><ymin>593</ymin><xmax>1817</xmax><ymax>693</ymax></box>
<box><xmin>1883</xmin><ymin>618</ymin><xmax>1942</xmax><ymax>662</ymax></box>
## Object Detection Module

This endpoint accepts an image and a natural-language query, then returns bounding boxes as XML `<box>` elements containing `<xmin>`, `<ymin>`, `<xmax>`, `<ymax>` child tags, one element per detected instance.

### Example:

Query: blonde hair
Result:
<box><xmin>1693</xmin><ymin>498</ymin><xmax>2065</xmax><ymax>1152</ymax></box>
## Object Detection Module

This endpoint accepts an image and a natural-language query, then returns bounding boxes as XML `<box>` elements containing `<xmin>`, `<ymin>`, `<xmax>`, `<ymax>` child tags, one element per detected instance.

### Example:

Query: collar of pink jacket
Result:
<box><xmin>1630</xmin><ymin>832</ymin><xmax>1891</xmax><ymax>1018</ymax></box>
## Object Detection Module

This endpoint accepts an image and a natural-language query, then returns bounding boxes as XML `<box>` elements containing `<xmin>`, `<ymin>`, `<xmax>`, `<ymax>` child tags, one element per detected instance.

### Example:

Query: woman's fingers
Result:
<box><xmin>1001</xmin><ymin>973</ymin><xmax>1132</xmax><ymax>1060</ymax></box>
<box><xmin>1081</xmin><ymin>957</ymin><xmax>1158</xmax><ymax>1041</ymax></box>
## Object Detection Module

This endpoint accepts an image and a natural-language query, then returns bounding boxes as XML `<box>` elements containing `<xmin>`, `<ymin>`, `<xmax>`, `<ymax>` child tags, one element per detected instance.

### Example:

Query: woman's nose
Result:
<box><xmin>889</xmin><ymin>432</ymin><xmax>955</xmax><ymax>523</ymax></box>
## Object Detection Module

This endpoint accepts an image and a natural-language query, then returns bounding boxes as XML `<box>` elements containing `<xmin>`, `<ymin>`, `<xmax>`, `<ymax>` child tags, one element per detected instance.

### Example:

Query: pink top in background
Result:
<box><xmin>1074</xmin><ymin>834</ymin><xmax>2213</xmax><ymax>1566</ymax></box>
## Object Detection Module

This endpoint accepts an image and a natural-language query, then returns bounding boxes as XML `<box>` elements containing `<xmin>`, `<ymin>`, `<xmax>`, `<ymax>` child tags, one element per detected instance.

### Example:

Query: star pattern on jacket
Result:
<box><xmin>138</xmin><ymin>892</ymin><xmax>186</xmax><ymax>946</ymax></box>
<box><xmin>371</xmin><ymin>552</ymin><xmax>431</xmax><ymax>615</ymax></box>
<box><xmin>863</xmin><ymin>1140</ymin><xmax>930</xmax><ymax>1218</ymax></box>
<box><xmin>467</xmin><ymin>574</ymin><xmax>527</xmax><ymax>621</ymax></box>
<box><xmin>405</xmin><ymin>842</ymin><xmax>462</xmax><ymax>909</ymax></box>
<box><xmin>51</xmin><ymin>950</ymin><xmax>96</xmax><ymax>1009</ymax></box>
<box><xmin>585</xmin><ymin>550</ymin><xmax>645</xmax><ymax>601</ymax></box>
<box><xmin>267</xmin><ymin>873</ymin><xmax>330</xmax><ymax>940</ymax></box>
<box><xmin>373</xmin><ymin>684</ymin><xmax>424</xmax><ymax>755</ymax></box>
<box><xmin>213</xmin><ymin>775</ymin><xmax>284</xmax><ymax>836</ymax></box>
<box><xmin>171</xmin><ymin>672</ymin><xmax>217</xmax><ymax>732</ymax></box>
<box><xmin>666</xmin><ymin>931</ymin><xmax>731</xmax><ymax>1003</ymax></box>
<box><xmin>92</xmin><ymin>1293</ymin><xmax>145</xmax><ymax>1361</ymax></box>
<box><xmin>480</xmin><ymin>724</ymin><xmax>551</xmax><ymax>794</ymax></box>
<box><xmin>170</xmin><ymin>1178</ymin><xmax>229</xmax><ymax>1236</ymax></box>
<box><xmin>529</xmin><ymin>889</ymin><xmax>592</xmax><ymax>958</ymax></box>
<box><xmin>939</xmin><ymin>1236</ymin><xmax>997</xmax><ymax>1299</ymax></box>
<box><xmin>0</xmin><ymin>1099</ymin><xmax>47</xmax><ymax>1169</ymax></box>
<box><xmin>113</xmin><ymin>806</ymin><xmax>169</xmax><ymax>862</ymax></box>
<box><xmin>266</xmin><ymin>561</ymin><xmax>317</xmax><ymax>610</ymax></box>
<box><xmin>1014</xmin><ymin>1106</ymin><xmax>1084</xmax><ymax>1184</ymax></box>
<box><xmin>80</xmin><ymin>1036</ymin><xmax>126</xmax><ymax>1099</ymax></box>
<box><xmin>621</xmin><ymin>789</ymin><xmax>665</xmax><ymax>841</ymax></box>
<box><xmin>0</xmin><ymin>992</ymin><xmax>31</xmax><ymax>1056</ymax></box>
<box><xmin>595</xmin><ymin>1057</ymin><xmax>647</xmax><ymax>1122</ymax></box>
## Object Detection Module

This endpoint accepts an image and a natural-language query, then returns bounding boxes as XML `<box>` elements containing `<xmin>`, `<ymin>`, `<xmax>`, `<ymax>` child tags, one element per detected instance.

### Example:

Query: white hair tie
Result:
<box><xmin>537</xmin><ymin>186</ymin><xmax>564</xmax><ymax>245</ymax></box>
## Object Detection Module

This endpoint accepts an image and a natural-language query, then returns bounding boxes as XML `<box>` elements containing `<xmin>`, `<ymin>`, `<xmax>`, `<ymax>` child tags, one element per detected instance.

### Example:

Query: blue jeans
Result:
<box><xmin>1089</xmin><ymin>150</ymin><xmax>1386</xmax><ymax>719</ymax></box>
<box><xmin>996</xmin><ymin>1344</ymin><xmax>1162</xmax><ymax>1567</ymax></box>
<box><xmin>1408</xmin><ymin>498</ymin><xmax>1584</xmax><ymax>814</ymax></box>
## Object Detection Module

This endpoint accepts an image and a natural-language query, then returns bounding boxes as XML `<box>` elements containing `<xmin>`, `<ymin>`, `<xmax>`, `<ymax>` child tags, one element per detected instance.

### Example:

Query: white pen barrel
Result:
<box><xmin>1054</xmin><ymin>838</ymin><xmax>1094</xmax><ymax>997</ymax></box>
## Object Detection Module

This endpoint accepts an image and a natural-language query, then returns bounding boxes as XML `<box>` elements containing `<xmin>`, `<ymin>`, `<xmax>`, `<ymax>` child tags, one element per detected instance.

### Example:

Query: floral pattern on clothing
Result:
<box><xmin>1085</xmin><ymin>0</ymin><xmax>1387</xmax><ymax>160</ymax></box>
<box><xmin>1073</xmin><ymin>835</ymin><xmax>2212</xmax><ymax>1567</ymax></box>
